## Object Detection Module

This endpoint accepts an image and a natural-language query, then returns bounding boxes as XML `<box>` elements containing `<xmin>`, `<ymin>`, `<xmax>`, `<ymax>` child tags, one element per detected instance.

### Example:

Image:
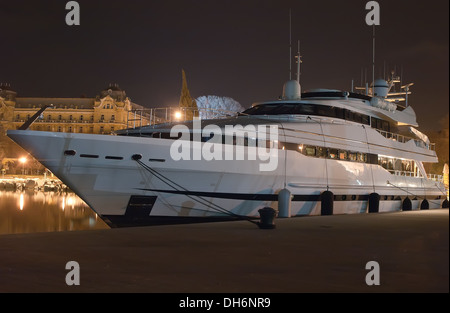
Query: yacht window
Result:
<box><xmin>64</xmin><ymin>150</ymin><xmax>76</xmax><ymax>156</ymax></box>
<box><xmin>345</xmin><ymin>110</ymin><xmax>353</xmax><ymax>121</ymax></box>
<box><xmin>294</xmin><ymin>104</ymin><xmax>315</xmax><ymax>114</ymax></box>
<box><xmin>328</xmin><ymin>149</ymin><xmax>339</xmax><ymax>159</ymax></box>
<box><xmin>353</xmin><ymin>113</ymin><xmax>363</xmax><ymax>123</ymax></box>
<box><xmin>357</xmin><ymin>153</ymin><xmax>367</xmax><ymax>163</ymax></box>
<box><xmin>105</xmin><ymin>156</ymin><xmax>123</xmax><ymax>160</ymax></box>
<box><xmin>387</xmin><ymin>160</ymin><xmax>394</xmax><ymax>170</ymax></box>
<box><xmin>402</xmin><ymin>160</ymin><xmax>412</xmax><ymax>172</ymax></box>
<box><xmin>80</xmin><ymin>154</ymin><xmax>99</xmax><ymax>158</ymax></box>
<box><xmin>305</xmin><ymin>146</ymin><xmax>316</xmax><ymax>157</ymax></box>
<box><xmin>241</xmin><ymin>103</ymin><xmax>370</xmax><ymax>124</ymax></box>
<box><xmin>316</xmin><ymin>147</ymin><xmax>327</xmax><ymax>158</ymax></box>
<box><xmin>361</xmin><ymin>115</ymin><xmax>370</xmax><ymax>125</ymax></box>
<box><xmin>339</xmin><ymin>150</ymin><xmax>348</xmax><ymax>160</ymax></box>
<box><xmin>316</xmin><ymin>106</ymin><xmax>332</xmax><ymax>117</ymax></box>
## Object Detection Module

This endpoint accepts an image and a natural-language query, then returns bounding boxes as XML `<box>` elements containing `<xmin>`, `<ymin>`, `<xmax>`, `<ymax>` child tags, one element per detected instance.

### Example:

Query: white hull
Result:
<box><xmin>7</xmin><ymin>127</ymin><xmax>447</xmax><ymax>227</ymax></box>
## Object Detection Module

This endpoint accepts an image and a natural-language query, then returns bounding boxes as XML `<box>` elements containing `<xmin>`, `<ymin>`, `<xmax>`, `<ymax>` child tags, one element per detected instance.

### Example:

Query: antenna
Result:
<box><xmin>296</xmin><ymin>40</ymin><xmax>301</xmax><ymax>83</ymax></box>
<box><xmin>401</xmin><ymin>65</ymin><xmax>403</xmax><ymax>87</ymax></box>
<box><xmin>360</xmin><ymin>68</ymin><xmax>363</xmax><ymax>87</ymax></box>
<box><xmin>289</xmin><ymin>9</ymin><xmax>292</xmax><ymax>80</ymax></box>
<box><xmin>372</xmin><ymin>25</ymin><xmax>375</xmax><ymax>95</ymax></box>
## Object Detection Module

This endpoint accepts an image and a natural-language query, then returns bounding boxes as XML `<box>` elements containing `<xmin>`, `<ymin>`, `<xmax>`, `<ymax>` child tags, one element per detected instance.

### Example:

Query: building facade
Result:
<box><xmin>0</xmin><ymin>83</ymin><xmax>146</xmax><ymax>135</ymax></box>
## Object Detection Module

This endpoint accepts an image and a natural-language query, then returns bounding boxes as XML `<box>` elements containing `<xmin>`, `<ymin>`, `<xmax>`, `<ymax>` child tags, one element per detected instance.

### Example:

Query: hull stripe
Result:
<box><xmin>137</xmin><ymin>188</ymin><xmax>441</xmax><ymax>202</ymax></box>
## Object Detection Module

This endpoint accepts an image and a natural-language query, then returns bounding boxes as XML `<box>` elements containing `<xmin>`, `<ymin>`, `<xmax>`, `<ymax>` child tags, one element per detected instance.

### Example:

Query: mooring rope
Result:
<box><xmin>386</xmin><ymin>180</ymin><xmax>443</xmax><ymax>206</ymax></box>
<box><xmin>133</xmin><ymin>158</ymin><xmax>258</xmax><ymax>224</ymax></box>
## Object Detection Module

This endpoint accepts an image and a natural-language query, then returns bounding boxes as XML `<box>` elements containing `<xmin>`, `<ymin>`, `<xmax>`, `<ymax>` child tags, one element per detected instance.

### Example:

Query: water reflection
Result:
<box><xmin>0</xmin><ymin>190</ymin><xmax>109</xmax><ymax>235</ymax></box>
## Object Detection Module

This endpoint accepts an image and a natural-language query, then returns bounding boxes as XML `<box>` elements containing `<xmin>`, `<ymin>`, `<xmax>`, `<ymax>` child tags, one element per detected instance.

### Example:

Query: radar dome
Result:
<box><xmin>282</xmin><ymin>80</ymin><xmax>301</xmax><ymax>100</ymax></box>
<box><xmin>372</xmin><ymin>79</ymin><xmax>389</xmax><ymax>98</ymax></box>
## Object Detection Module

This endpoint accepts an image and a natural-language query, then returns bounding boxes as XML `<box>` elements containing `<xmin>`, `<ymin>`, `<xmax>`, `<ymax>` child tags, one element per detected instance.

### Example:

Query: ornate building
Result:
<box><xmin>0</xmin><ymin>83</ymin><xmax>145</xmax><ymax>135</ymax></box>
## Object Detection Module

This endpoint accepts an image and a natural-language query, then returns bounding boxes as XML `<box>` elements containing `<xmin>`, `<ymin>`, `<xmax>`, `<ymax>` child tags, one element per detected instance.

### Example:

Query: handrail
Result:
<box><xmin>427</xmin><ymin>173</ymin><xmax>444</xmax><ymax>183</ymax></box>
<box><xmin>126</xmin><ymin>107</ymin><xmax>239</xmax><ymax>129</ymax></box>
<box><xmin>387</xmin><ymin>169</ymin><xmax>444</xmax><ymax>183</ymax></box>
<box><xmin>375</xmin><ymin>129</ymin><xmax>435</xmax><ymax>151</ymax></box>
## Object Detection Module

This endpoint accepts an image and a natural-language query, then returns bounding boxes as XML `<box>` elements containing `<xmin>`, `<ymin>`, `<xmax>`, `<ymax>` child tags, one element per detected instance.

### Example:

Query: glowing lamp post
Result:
<box><xmin>174</xmin><ymin>111</ymin><xmax>183</xmax><ymax>120</ymax></box>
<box><xmin>19</xmin><ymin>157</ymin><xmax>27</xmax><ymax>175</ymax></box>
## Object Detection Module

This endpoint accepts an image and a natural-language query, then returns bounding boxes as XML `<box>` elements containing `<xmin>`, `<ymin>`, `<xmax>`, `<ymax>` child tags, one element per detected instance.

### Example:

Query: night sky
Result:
<box><xmin>1</xmin><ymin>0</ymin><xmax>448</xmax><ymax>131</ymax></box>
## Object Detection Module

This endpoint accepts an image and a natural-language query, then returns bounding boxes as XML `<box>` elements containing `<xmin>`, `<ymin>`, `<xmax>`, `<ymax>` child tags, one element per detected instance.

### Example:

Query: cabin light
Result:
<box><xmin>298</xmin><ymin>145</ymin><xmax>303</xmax><ymax>151</ymax></box>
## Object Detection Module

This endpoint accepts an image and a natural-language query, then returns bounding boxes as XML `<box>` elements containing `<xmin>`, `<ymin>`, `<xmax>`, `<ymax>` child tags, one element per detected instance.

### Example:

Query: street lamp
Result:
<box><xmin>174</xmin><ymin>111</ymin><xmax>182</xmax><ymax>120</ymax></box>
<box><xmin>19</xmin><ymin>157</ymin><xmax>27</xmax><ymax>175</ymax></box>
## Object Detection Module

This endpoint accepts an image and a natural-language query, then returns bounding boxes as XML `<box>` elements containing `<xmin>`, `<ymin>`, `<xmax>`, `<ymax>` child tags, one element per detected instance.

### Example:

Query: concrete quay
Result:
<box><xmin>0</xmin><ymin>209</ymin><xmax>448</xmax><ymax>293</ymax></box>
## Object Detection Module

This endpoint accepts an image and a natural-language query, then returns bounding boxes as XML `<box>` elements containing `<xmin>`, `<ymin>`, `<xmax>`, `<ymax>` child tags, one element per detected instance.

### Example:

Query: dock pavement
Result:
<box><xmin>0</xmin><ymin>209</ymin><xmax>448</xmax><ymax>293</ymax></box>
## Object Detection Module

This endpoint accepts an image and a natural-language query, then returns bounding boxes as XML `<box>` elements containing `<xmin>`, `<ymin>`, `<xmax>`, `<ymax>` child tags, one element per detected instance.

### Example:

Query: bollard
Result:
<box><xmin>402</xmin><ymin>197</ymin><xmax>412</xmax><ymax>211</ymax></box>
<box><xmin>442</xmin><ymin>199</ymin><xmax>449</xmax><ymax>209</ymax></box>
<box><xmin>420</xmin><ymin>199</ymin><xmax>429</xmax><ymax>210</ymax></box>
<box><xmin>278</xmin><ymin>188</ymin><xmax>292</xmax><ymax>218</ymax></box>
<box><xmin>257</xmin><ymin>207</ymin><xmax>277</xmax><ymax>229</ymax></box>
<box><xmin>320</xmin><ymin>190</ymin><xmax>334</xmax><ymax>216</ymax></box>
<box><xmin>368</xmin><ymin>193</ymin><xmax>380</xmax><ymax>213</ymax></box>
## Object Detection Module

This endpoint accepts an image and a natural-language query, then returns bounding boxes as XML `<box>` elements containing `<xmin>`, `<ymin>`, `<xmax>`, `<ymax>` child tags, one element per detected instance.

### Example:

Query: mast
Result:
<box><xmin>296</xmin><ymin>40</ymin><xmax>301</xmax><ymax>83</ymax></box>
<box><xmin>289</xmin><ymin>9</ymin><xmax>292</xmax><ymax>80</ymax></box>
<box><xmin>372</xmin><ymin>25</ymin><xmax>375</xmax><ymax>96</ymax></box>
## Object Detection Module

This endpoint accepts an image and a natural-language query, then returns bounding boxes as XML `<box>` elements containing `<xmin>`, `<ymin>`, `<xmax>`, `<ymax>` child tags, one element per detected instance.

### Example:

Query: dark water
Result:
<box><xmin>0</xmin><ymin>190</ymin><xmax>109</xmax><ymax>235</ymax></box>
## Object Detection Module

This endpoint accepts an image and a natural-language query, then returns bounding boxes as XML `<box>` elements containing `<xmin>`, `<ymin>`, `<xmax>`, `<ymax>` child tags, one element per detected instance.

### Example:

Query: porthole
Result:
<box><xmin>64</xmin><ymin>150</ymin><xmax>76</xmax><ymax>156</ymax></box>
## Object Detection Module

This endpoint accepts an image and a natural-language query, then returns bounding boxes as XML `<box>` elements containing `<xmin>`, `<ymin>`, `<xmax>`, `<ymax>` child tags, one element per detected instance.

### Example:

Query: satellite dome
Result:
<box><xmin>371</xmin><ymin>78</ymin><xmax>389</xmax><ymax>98</ymax></box>
<box><xmin>282</xmin><ymin>80</ymin><xmax>301</xmax><ymax>100</ymax></box>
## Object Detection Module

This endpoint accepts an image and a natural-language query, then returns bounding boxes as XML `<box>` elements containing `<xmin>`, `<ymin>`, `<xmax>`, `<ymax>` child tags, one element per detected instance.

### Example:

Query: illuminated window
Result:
<box><xmin>305</xmin><ymin>146</ymin><xmax>316</xmax><ymax>157</ymax></box>
<box><xmin>357</xmin><ymin>153</ymin><xmax>367</xmax><ymax>163</ymax></box>
<box><xmin>339</xmin><ymin>150</ymin><xmax>348</xmax><ymax>160</ymax></box>
<box><xmin>328</xmin><ymin>149</ymin><xmax>338</xmax><ymax>159</ymax></box>
<box><xmin>317</xmin><ymin>147</ymin><xmax>326</xmax><ymax>158</ymax></box>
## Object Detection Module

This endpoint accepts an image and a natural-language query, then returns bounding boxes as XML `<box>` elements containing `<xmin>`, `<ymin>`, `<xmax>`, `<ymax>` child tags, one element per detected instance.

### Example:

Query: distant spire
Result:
<box><xmin>179</xmin><ymin>69</ymin><xmax>198</xmax><ymax>120</ymax></box>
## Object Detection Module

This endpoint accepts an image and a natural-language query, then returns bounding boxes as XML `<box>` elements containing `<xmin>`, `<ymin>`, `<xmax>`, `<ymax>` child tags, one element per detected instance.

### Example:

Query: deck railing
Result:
<box><xmin>387</xmin><ymin>169</ymin><xmax>444</xmax><ymax>183</ymax></box>
<box><xmin>427</xmin><ymin>173</ymin><xmax>444</xmax><ymax>183</ymax></box>
<box><xmin>376</xmin><ymin>129</ymin><xmax>435</xmax><ymax>151</ymax></box>
<box><xmin>126</xmin><ymin>107</ymin><xmax>239</xmax><ymax>129</ymax></box>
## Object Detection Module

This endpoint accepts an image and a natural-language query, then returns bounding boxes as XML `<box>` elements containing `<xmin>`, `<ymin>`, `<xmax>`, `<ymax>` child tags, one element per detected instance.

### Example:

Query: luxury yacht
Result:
<box><xmin>7</xmin><ymin>71</ymin><xmax>448</xmax><ymax>227</ymax></box>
